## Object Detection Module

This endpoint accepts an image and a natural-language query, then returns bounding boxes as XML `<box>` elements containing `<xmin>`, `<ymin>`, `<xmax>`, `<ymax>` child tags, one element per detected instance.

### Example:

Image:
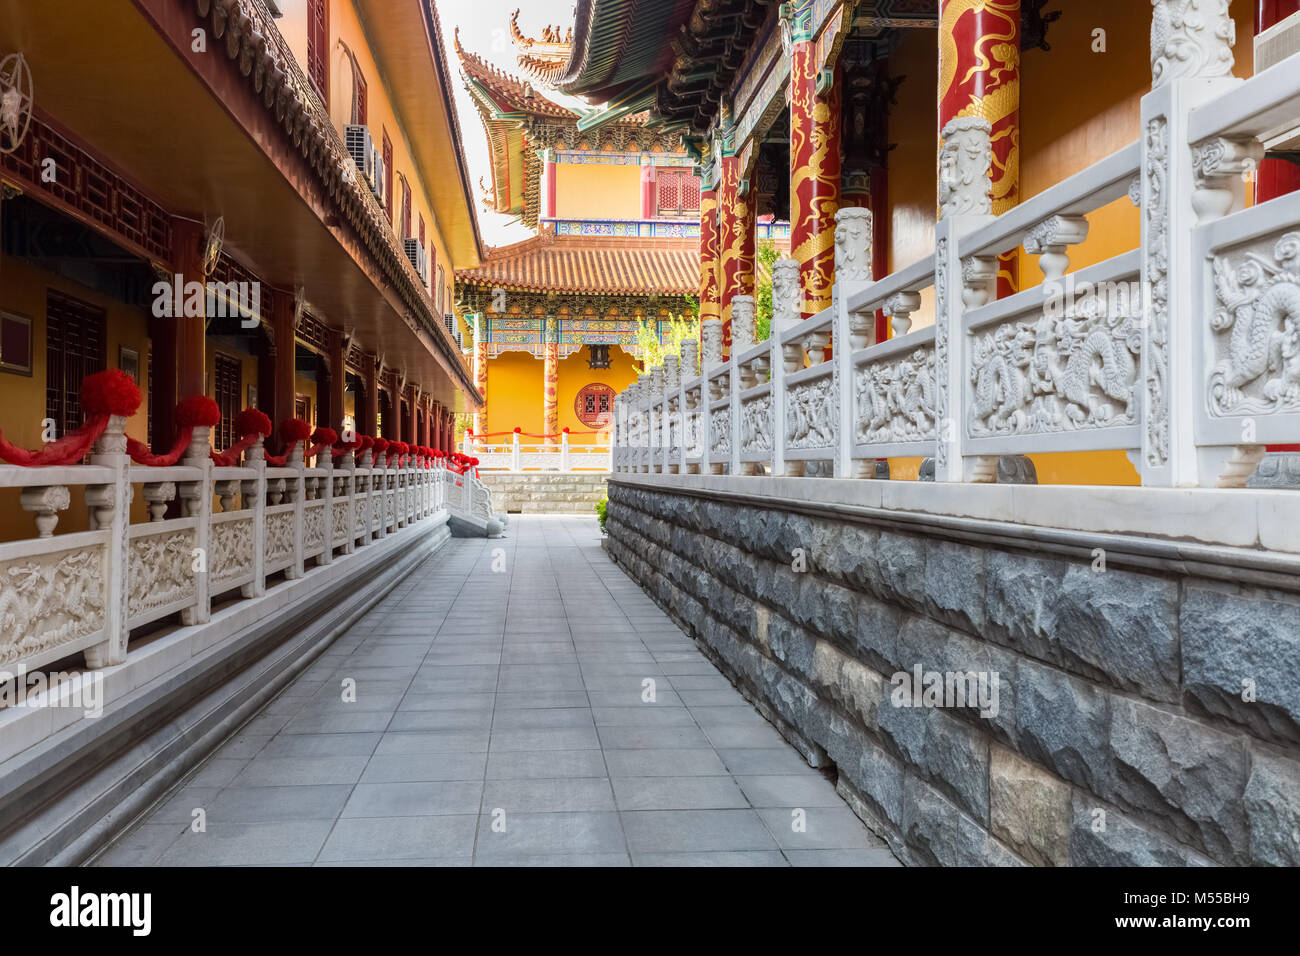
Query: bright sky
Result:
<box><xmin>434</xmin><ymin>0</ymin><xmax>579</xmax><ymax>248</ymax></box>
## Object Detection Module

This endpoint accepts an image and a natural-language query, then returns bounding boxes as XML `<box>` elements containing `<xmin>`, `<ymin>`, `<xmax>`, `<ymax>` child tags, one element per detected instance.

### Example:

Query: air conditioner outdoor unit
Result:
<box><xmin>403</xmin><ymin>238</ymin><xmax>427</xmax><ymax>283</ymax></box>
<box><xmin>444</xmin><ymin>313</ymin><xmax>457</xmax><ymax>341</ymax></box>
<box><xmin>1256</xmin><ymin>12</ymin><xmax>1300</xmax><ymax>153</ymax></box>
<box><xmin>344</xmin><ymin>125</ymin><xmax>375</xmax><ymax>187</ymax></box>
<box><xmin>371</xmin><ymin>152</ymin><xmax>387</xmax><ymax>207</ymax></box>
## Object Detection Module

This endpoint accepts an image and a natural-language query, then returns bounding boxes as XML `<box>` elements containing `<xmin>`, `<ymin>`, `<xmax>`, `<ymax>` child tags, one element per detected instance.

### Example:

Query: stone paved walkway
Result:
<box><xmin>96</xmin><ymin>516</ymin><xmax>898</xmax><ymax>866</ymax></box>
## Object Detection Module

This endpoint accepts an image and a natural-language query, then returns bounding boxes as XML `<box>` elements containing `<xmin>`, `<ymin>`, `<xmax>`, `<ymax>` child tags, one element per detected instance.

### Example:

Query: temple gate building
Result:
<box><xmin>453</xmin><ymin>22</ymin><xmax>791</xmax><ymax>458</ymax></box>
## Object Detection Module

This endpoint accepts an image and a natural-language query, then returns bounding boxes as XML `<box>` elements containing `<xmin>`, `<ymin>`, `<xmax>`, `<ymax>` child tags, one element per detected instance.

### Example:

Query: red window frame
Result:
<box><xmin>382</xmin><ymin>129</ymin><xmax>394</xmax><ymax>222</ymax></box>
<box><xmin>213</xmin><ymin>353</ymin><xmax>241</xmax><ymax>451</ymax></box>
<box><xmin>45</xmin><ymin>291</ymin><xmax>106</xmax><ymax>438</ymax></box>
<box><xmin>656</xmin><ymin>168</ymin><xmax>701</xmax><ymax>217</ymax></box>
<box><xmin>307</xmin><ymin>0</ymin><xmax>329</xmax><ymax>99</ymax></box>
<box><xmin>401</xmin><ymin>178</ymin><xmax>412</xmax><ymax>240</ymax></box>
<box><xmin>354</xmin><ymin>69</ymin><xmax>367</xmax><ymax>126</ymax></box>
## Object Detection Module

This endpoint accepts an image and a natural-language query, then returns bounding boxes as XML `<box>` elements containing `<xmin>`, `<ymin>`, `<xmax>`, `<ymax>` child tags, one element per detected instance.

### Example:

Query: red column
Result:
<box><xmin>151</xmin><ymin>218</ymin><xmax>207</xmax><ymax>453</ymax></box>
<box><xmin>256</xmin><ymin>289</ymin><xmax>297</xmax><ymax>455</ymax></box>
<box><xmin>939</xmin><ymin>0</ymin><xmax>1020</xmax><ymax>298</ymax></box>
<box><xmin>381</xmin><ymin>382</ymin><xmax>398</xmax><ymax>440</ymax></box>
<box><xmin>790</xmin><ymin>30</ymin><xmax>841</xmax><ymax>317</ymax></box>
<box><xmin>1256</xmin><ymin>2</ymin><xmax>1300</xmax><ymax>453</ymax></box>
<box><xmin>318</xmin><ymin>328</ymin><xmax>345</xmax><ymax>431</ymax></box>
<box><xmin>718</xmin><ymin>152</ymin><xmax>755</xmax><ymax>352</ymax></box>
<box><xmin>1255</xmin><ymin>3</ymin><xmax>1300</xmax><ymax>202</ymax></box>
<box><xmin>640</xmin><ymin>160</ymin><xmax>656</xmax><ymax>219</ymax></box>
<box><xmin>872</xmin><ymin>169</ymin><xmax>891</xmax><ymax>342</ymax></box>
<box><xmin>433</xmin><ymin>401</ymin><xmax>443</xmax><ymax>452</ymax></box>
<box><xmin>699</xmin><ymin>184</ymin><xmax>721</xmax><ymax>334</ymax></box>
<box><xmin>400</xmin><ymin>390</ymin><xmax>414</xmax><ymax>444</ymax></box>
<box><xmin>356</xmin><ymin>354</ymin><xmax>378</xmax><ymax>438</ymax></box>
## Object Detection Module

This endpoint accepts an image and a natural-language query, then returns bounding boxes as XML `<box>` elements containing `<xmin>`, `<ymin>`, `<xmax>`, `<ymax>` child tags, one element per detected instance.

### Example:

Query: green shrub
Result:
<box><xmin>596</xmin><ymin>495</ymin><xmax>608</xmax><ymax>535</ymax></box>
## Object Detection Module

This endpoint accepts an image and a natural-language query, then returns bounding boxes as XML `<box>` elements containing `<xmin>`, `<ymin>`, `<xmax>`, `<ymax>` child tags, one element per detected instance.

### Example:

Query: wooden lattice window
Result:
<box><xmin>574</xmin><ymin>383</ymin><xmax>615</xmax><ymax>427</ymax></box>
<box><xmin>656</xmin><ymin>169</ymin><xmax>701</xmax><ymax>217</ymax></box>
<box><xmin>307</xmin><ymin>0</ymin><xmax>329</xmax><ymax>98</ymax></box>
<box><xmin>382</xmin><ymin>129</ymin><xmax>394</xmax><ymax>223</ymax></box>
<box><xmin>45</xmin><ymin>291</ymin><xmax>106</xmax><ymax>439</ymax></box>
<box><xmin>437</xmin><ymin>266</ymin><xmax>445</xmax><ymax>313</ymax></box>
<box><xmin>213</xmin><ymin>353</ymin><xmax>241</xmax><ymax>451</ymax></box>
<box><xmin>418</xmin><ymin>214</ymin><xmax>425</xmax><ymax>248</ymax></box>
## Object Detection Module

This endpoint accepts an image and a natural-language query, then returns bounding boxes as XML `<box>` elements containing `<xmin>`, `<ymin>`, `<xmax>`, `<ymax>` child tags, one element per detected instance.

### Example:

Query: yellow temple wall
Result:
<box><xmin>554</xmin><ymin>163</ymin><xmax>641</xmax><ymax>220</ymax></box>
<box><xmin>481</xmin><ymin>346</ymin><xmax>641</xmax><ymax>444</ymax></box>
<box><xmin>484</xmin><ymin>351</ymin><xmax>543</xmax><ymax>437</ymax></box>
<box><xmin>555</xmin><ymin>346</ymin><xmax>640</xmax><ymax>442</ymax></box>
<box><xmin>0</xmin><ymin>255</ymin><xmax>154</xmax><ymax>540</ymax></box>
<box><xmin>279</xmin><ymin>0</ymin><xmax>459</xmax><ymax>308</ymax></box>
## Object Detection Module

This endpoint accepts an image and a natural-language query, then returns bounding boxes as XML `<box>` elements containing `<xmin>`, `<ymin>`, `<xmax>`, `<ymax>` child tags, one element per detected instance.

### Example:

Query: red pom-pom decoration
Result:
<box><xmin>562</xmin><ymin>427</ymin><xmax>570</xmax><ymax>434</ymax></box>
<box><xmin>513</xmin><ymin>426</ymin><xmax>522</xmax><ymax>433</ymax></box>
<box><xmin>372</xmin><ymin>437</ymin><xmax>390</xmax><ymax>453</ymax></box>
<box><xmin>235</xmin><ymin>407</ymin><xmax>272</xmax><ymax>437</ymax></box>
<box><xmin>80</xmin><ymin>369</ymin><xmax>142</xmax><ymax>419</ymax></box>
<box><xmin>281</xmin><ymin>418</ymin><xmax>313</xmax><ymax>442</ymax></box>
<box><xmin>358</xmin><ymin>435</ymin><xmax>374</xmax><ymax>451</ymax></box>
<box><xmin>176</xmin><ymin>395</ymin><xmax>222</xmax><ymax>429</ymax></box>
<box><xmin>311</xmin><ymin>426</ymin><xmax>339</xmax><ymax>447</ymax></box>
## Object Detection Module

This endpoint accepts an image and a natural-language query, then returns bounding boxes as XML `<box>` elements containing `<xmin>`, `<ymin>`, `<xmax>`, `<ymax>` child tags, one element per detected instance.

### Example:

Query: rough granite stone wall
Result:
<box><xmin>605</xmin><ymin>481</ymin><xmax>1300</xmax><ymax>867</ymax></box>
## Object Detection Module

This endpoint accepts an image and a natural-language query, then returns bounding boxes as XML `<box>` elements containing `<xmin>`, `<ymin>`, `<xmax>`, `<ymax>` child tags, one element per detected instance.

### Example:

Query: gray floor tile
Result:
<box><xmin>482</xmin><ymin>777</ymin><xmax>616</xmax><ymax>813</ymax></box>
<box><xmin>340</xmin><ymin>780</ymin><xmax>485</xmax><ymax>817</ymax></box>
<box><xmin>611</xmin><ymin>775</ymin><xmax>748</xmax><ymax>811</ymax></box>
<box><xmin>103</xmin><ymin>516</ymin><xmax>892</xmax><ymax>868</ymax></box>
<box><xmin>319</xmin><ymin>815</ymin><xmax>478</xmax><ymax>862</ymax></box>
<box><xmin>622</xmin><ymin>809</ymin><xmax>780</xmax><ymax>853</ymax></box>
<box><xmin>474</xmin><ymin>810</ymin><xmax>626</xmax><ymax>857</ymax></box>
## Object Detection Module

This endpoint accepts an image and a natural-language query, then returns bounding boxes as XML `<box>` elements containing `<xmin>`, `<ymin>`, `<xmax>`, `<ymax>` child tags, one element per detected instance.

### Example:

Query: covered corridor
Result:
<box><xmin>95</xmin><ymin>517</ymin><xmax>896</xmax><ymax>867</ymax></box>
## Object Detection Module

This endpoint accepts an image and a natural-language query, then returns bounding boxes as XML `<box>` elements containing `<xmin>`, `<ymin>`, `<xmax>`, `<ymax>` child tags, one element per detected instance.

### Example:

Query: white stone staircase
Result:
<box><xmin>478</xmin><ymin>472</ymin><xmax>609</xmax><ymax>515</ymax></box>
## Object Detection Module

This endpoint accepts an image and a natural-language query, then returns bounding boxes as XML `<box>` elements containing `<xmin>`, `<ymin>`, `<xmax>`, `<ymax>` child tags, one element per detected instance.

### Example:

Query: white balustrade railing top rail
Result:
<box><xmin>0</xmin><ymin>423</ymin><xmax>487</xmax><ymax>677</ymax></box>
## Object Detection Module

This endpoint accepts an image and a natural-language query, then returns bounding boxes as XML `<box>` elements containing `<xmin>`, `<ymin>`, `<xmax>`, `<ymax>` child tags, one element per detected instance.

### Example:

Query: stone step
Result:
<box><xmin>479</xmin><ymin>471</ymin><xmax>609</xmax><ymax>515</ymax></box>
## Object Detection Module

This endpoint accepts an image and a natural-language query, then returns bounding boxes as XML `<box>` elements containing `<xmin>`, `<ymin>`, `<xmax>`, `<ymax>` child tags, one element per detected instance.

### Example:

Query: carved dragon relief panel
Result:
<box><xmin>210</xmin><ymin>517</ymin><xmax>254</xmax><ymax>584</ymax></box>
<box><xmin>968</xmin><ymin>298</ymin><xmax>1142</xmax><ymax>437</ymax></box>
<box><xmin>740</xmin><ymin>395</ymin><xmax>773</xmax><ymax>453</ymax></box>
<box><xmin>129</xmin><ymin>530</ymin><xmax>196</xmax><ymax>617</ymax></box>
<box><xmin>265</xmin><ymin>511</ymin><xmax>295</xmax><ymax>563</ymax></box>
<box><xmin>856</xmin><ymin>348</ymin><xmax>938</xmax><ymax>445</ymax></box>
<box><xmin>711</xmin><ymin>407</ymin><xmax>731</xmax><ymax>457</ymax></box>
<box><xmin>1208</xmin><ymin>232</ymin><xmax>1300</xmax><ymax>417</ymax></box>
<box><xmin>0</xmin><ymin>547</ymin><xmax>106</xmax><ymax>668</ymax></box>
<box><xmin>786</xmin><ymin>375</ymin><xmax>838</xmax><ymax>450</ymax></box>
<box><xmin>304</xmin><ymin>504</ymin><xmax>326</xmax><ymax>550</ymax></box>
<box><xmin>333</xmin><ymin>502</ymin><xmax>350</xmax><ymax>542</ymax></box>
